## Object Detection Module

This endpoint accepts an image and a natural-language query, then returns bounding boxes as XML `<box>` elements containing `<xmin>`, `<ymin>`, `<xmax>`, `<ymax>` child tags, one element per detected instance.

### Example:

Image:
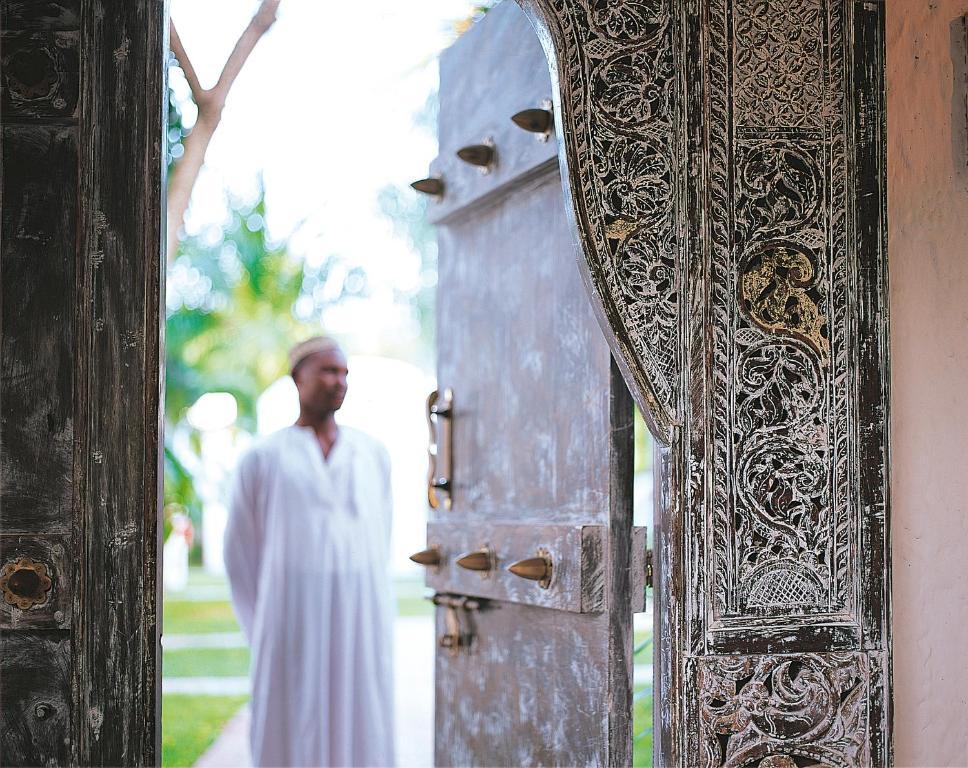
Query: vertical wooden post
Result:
<box><xmin>75</xmin><ymin>0</ymin><xmax>166</xmax><ymax>763</ymax></box>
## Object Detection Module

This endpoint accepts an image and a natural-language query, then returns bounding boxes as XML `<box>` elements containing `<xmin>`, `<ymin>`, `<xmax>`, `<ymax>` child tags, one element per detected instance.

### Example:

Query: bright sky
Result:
<box><xmin>170</xmin><ymin>0</ymin><xmax>476</xmax><ymax>350</ymax></box>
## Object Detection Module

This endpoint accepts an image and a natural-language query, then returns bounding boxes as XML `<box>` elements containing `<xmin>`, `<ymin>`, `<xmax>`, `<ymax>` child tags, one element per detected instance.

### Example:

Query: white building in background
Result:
<box><xmin>183</xmin><ymin>392</ymin><xmax>243</xmax><ymax>577</ymax></box>
<box><xmin>191</xmin><ymin>355</ymin><xmax>435</xmax><ymax>579</ymax></box>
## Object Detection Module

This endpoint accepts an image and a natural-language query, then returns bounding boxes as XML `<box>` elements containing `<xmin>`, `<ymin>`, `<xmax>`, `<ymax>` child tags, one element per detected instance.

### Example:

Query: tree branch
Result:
<box><xmin>169</xmin><ymin>22</ymin><xmax>203</xmax><ymax>104</ymax></box>
<box><xmin>166</xmin><ymin>0</ymin><xmax>281</xmax><ymax>260</ymax></box>
<box><xmin>211</xmin><ymin>0</ymin><xmax>281</xmax><ymax>108</ymax></box>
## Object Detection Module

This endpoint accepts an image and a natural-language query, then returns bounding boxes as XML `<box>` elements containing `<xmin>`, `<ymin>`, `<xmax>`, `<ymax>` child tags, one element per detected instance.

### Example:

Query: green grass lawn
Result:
<box><xmin>164</xmin><ymin>599</ymin><xmax>241</xmax><ymax>635</ymax></box>
<box><xmin>164</xmin><ymin>647</ymin><xmax>250</xmax><ymax>677</ymax></box>
<box><xmin>632</xmin><ymin>627</ymin><xmax>654</xmax><ymax>766</ymax></box>
<box><xmin>164</xmin><ymin>574</ymin><xmax>432</xmax><ymax>635</ymax></box>
<box><xmin>162</xmin><ymin>694</ymin><xmax>248</xmax><ymax>767</ymax></box>
<box><xmin>180</xmin><ymin>569</ymin><xmax>229</xmax><ymax>588</ymax></box>
<box><xmin>632</xmin><ymin>685</ymin><xmax>654</xmax><ymax>767</ymax></box>
<box><xmin>395</xmin><ymin>577</ymin><xmax>433</xmax><ymax>617</ymax></box>
<box><xmin>162</xmin><ymin>569</ymin><xmax>651</xmax><ymax>764</ymax></box>
<box><xmin>159</xmin><ymin>571</ymin><xmax>433</xmax><ymax>767</ymax></box>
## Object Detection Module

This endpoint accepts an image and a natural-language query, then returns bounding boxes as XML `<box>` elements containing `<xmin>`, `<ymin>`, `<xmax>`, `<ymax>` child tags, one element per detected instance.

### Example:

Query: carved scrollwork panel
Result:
<box><xmin>708</xmin><ymin>0</ymin><xmax>851</xmax><ymax>627</ymax></box>
<box><xmin>691</xmin><ymin>652</ymin><xmax>875</xmax><ymax>768</ymax></box>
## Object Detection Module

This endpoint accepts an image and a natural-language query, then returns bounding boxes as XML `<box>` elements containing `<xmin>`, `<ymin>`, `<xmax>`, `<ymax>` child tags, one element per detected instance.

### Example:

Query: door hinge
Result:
<box><xmin>645</xmin><ymin>549</ymin><xmax>654</xmax><ymax>589</ymax></box>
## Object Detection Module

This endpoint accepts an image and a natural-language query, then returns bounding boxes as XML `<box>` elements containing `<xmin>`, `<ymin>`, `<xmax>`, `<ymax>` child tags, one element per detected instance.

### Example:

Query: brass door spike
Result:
<box><xmin>507</xmin><ymin>548</ymin><xmax>553</xmax><ymax>589</ymax></box>
<box><xmin>411</xmin><ymin>177</ymin><xmax>444</xmax><ymax>197</ymax></box>
<box><xmin>410</xmin><ymin>546</ymin><xmax>442</xmax><ymax>568</ymax></box>
<box><xmin>511</xmin><ymin>107</ymin><xmax>552</xmax><ymax>135</ymax></box>
<box><xmin>456</xmin><ymin>143</ymin><xmax>494</xmax><ymax>168</ymax></box>
<box><xmin>456</xmin><ymin>546</ymin><xmax>495</xmax><ymax>576</ymax></box>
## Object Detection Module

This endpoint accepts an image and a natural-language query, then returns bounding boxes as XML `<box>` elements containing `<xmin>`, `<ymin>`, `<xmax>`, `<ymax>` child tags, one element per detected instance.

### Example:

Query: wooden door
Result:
<box><xmin>416</xmin><ymin>4</ymin><xmax>644</xmax><ymax>766</ymax></box>
<box><xmin>0</xmin><ymin>1</ymin><xmax>165</xmax><ymax>764</ymax></box>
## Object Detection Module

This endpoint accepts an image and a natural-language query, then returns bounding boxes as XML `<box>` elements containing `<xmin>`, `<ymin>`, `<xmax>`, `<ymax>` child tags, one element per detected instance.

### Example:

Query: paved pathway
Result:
<box><xmin>163</xmin><ymin>676</ymin><xmax>250</xmax><ymax>696</ymax></box>
<box><xmin>191</xmin><ymin>616</ymin><xmax>436</xmax><ymax>767</ymax></box>
<box><xmin>184</xmin><ymin>616</ymin><xmax>650</xmax><ymax>766</ymax></box>
<box><xmin>194</xmin><ymin>706</ymin><xmax>250</xmax><ymax>768</ymax></box>
<box><xmin>163</xmin><ymin>632</ymin><xmax>245</xmax><ymax>651</ymax></box>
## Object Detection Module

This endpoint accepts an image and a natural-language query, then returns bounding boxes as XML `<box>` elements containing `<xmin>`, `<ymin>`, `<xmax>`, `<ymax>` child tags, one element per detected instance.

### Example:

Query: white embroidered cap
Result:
<box><xmin>288</xmin><ymin>335</ymin><xmax>342</xmax><ymax>375</ymax></box>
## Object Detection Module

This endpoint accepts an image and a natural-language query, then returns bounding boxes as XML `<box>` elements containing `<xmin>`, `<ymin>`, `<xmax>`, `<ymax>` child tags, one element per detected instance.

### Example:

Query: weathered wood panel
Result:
<box><xmin>425</xmin><ymin>522</ymin><xmax>606</xmax><ymax>612</ymax></box>
<box><xmin>428</xmin><ymin>1</ymin><xmax>558</xmax><ymax>225</ymax></box>
<box><xmin>73</xmin><ymin>0</ymin><xmax>166</xmax><ymax>764</ymax></box>
<box><xmin>605</xmin><ymin>356</ymin><xmax>635</xmax><ymax>768</ymax></box>
<box><xmin>1</xmin><ymin>0</ymin><xmax>164</xmax><ymax>761</ymax></box>
<box><xmin>0</xmin><ymin>7</ymin><xmax>83</xmax><ymax>765</ymax></box>
<box><xmin>0</xmin><ymin>125</ymin><xmax>77</xmax><ymax>535</ymax></box>
<box><xmin>435</xmin><ymin>601</ymin><xmax>613</xmax><ymax>767</ymax></box>
<box><xmin>437</xmin><ymin>172</ymin><xmax>617</xmax><ymax>523</ymax></box>
<box><xmin>0</xmin><ymin>31</ymin><xmax>79</xmax><ymax>122</ymax></box>
<box><xmin>429</xmin><ymin>6</ymin><xmax>635</xmax><ymax>764</ymax></box>
<box><xmin>0</xmin><ymin>1</ymin><xmax>80</xmax><ymax>30</ymax></box>
<box><xmin>0</xmin><ymin>633</ymin><xmax>72</xmax><ymax>767</ymax></box>
<box><xmin>852</xmin><ymin>6</ymin><xmax>892</xmax><ymax>764</ymax></box>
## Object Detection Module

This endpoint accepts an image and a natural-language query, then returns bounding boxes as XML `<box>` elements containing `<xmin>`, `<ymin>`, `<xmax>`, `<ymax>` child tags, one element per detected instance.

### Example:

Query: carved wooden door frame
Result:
<box><xmin>516</xmin><ymin>1</ymin><xmax>892</xmax><ymax>765</ymax></box>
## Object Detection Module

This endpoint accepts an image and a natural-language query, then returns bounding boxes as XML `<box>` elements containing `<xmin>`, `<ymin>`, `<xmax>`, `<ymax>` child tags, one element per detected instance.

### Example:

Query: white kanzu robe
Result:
<box><xmin>224</xmin><ymin>425</ymin><xmax>395</xmax><ymax>768</ymax></box>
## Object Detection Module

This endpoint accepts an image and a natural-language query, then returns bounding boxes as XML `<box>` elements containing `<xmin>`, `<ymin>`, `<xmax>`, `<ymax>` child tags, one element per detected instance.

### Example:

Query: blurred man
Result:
<box><xmin>224</xmin><ymin>336</ymin><xmax>395</xmax><ymax>767</ymax></box>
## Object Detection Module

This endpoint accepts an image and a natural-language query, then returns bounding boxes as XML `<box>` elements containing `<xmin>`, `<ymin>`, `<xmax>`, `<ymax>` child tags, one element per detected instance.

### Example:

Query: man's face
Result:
<box><xmin>293</xmin><ymin>348</ymin><xmax>348</xmax><ymax>416</ymax></box>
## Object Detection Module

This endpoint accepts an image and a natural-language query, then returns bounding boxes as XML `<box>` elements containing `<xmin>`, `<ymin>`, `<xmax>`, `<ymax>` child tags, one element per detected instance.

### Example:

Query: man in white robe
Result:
<box><xmin>224</xmin><ymin>336</ymin><xmax>395</xmax><ymax>768</ymax></box>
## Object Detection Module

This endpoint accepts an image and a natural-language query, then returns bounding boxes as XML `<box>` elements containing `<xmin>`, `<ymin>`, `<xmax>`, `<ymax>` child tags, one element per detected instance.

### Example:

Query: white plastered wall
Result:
<box><xmin>888</xmin><ymin>1</ymin><xmax>968</xmax><ymax>765</ymax></box>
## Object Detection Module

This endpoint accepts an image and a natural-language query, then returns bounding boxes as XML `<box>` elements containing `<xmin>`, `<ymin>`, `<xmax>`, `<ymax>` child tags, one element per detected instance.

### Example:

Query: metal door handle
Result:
<box><xmin>426</xmin><ymin>388</ymin><xmax>454</xmax><ymax>510</ymax></box>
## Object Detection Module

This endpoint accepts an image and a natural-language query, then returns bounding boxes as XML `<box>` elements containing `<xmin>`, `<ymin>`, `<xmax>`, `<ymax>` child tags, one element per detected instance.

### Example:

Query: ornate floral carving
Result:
<box><xmin>530</xmin><ymin>0</ymin><xmax>683</xmax><ymax>431</ymax></box>
<box><xmin>735</xmin><ymin>340</ymin><xmax>822</xmax><ymax>431</ymax></box>
<box><xmin>616</xmin><ymin>226</ymin><xmax>679</xmax><ymax>408</ymax></box>
<box><xmin>590</xmin><ymin>47</ymin><xmax>676</xmax><ymax>132</ymax></box>
<box><xmin>733</xmin><ymin>0</ymin><xmax>825</xmax><ymax>128</ymax></box>
<box><xmin>587</xmin><ymin>0</ymin><xmax>667</xmax><ymax>43</ymax></box>
<box><xmin>737</xmin><ymin>144</ymin><xmax>823</xmax><ymax>237</ymax></box>
<box><xmin>598</xmin><ymin>137</ymin><xmax>671</xmax><ymax>224</ymax></box>
<box><xmin>739</xmin><ymin>244</ymin><xmax>829</xmax><ymax>359</ymax></box>
<box><xmin>735</xmin><ymin>432</ymin><xmax>829</xmax><ymax>592</ymax></box>
<box><xmin>695</xmin><ymin>653</ymin><xmax>869</xmax><ymax>768</ymax></box>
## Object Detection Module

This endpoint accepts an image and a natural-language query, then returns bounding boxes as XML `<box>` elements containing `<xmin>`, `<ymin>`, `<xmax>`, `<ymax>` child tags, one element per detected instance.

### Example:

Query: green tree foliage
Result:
<box><xmin>376</xmin><ymin>84</ymin><xmax>439</xmax><ymax>360</ymax></box>
<box><xmin>168</xmin><ymin>190</ymin><xmax>313</xmax><ymax>432</ymax></box>
<box><xmin>166</xmin><ymin>52</ymin><xmax>189</xmax><ymax>178</ymax></box>
<box><xmin>634</xmin><ymin>408</ymin><xmax>653</xmax><ymax>474</ymax></box>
